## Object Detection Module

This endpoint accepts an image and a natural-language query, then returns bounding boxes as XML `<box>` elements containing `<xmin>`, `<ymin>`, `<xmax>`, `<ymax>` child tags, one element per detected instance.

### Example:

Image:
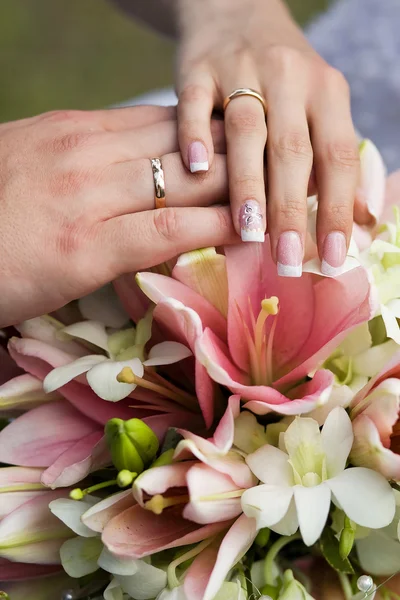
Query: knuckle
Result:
<box><xmin>153</xmin><ymin>209</ymin><xmax>182</xmax><ymax>244</ymax></box>
<box><xmin>180</xmin><ymin>84</ymin><xmax>210</xmax><ymax>105</ymax></box>
<box><xmin>48</xmin><ymin>169</ymin><xmax>91</xmax><ymax>197</ymax></box>
<box><xmin>265</xmin><ymin>45</ymin><xmax>303</xmax><ymax>74</ymax></box>
<box><xmin>279</xmin><ymin>199</ymin><xmax>307</xmax><ymax>222</ymax></box>
<box><xmin>323</xmin><ymin>141</ymin><xmax>360</xmax><ymax>171</ymax></box>
<box><xmin>271</xmin><ymin>132</ymin><xmax>313</xmax><ymax>164</ymax></box>
<box><xmin>50</xmin><ymin>131</ymin><xmax>94</xmax><ymax>153</ymax></box>
<box><xmin>232</xmin><ymin>174</ymin><xmax>264</xmax><ymax>199</ymax></box>
<box><xmin>324</xmin><ymin>67</ymin><xmax>350</xmax><ymax>94</ymax></box>
<box><xmin>225</xmin><ymin>108</ymin><xmax>266</xmax><ymax>137</ymax></box>
<box><xmin>41</xmin><ymin>109</ymin><xmax>87</xmax><ymax>123</ymax></box>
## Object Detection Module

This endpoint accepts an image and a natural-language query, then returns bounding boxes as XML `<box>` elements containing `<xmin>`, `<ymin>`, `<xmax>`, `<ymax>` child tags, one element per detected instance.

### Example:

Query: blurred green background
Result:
<box><xmin>0</xmin><ymin>0</ymin><xmax>330</xmax><ymax>122</ymax></box>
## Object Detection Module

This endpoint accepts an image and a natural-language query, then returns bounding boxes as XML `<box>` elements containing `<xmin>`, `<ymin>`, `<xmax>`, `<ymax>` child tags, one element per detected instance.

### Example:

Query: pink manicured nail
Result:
<box><xmin>188</xmin><ymin>141</ymin><xmax>209</xmax><ymax>173</ymax></box>
<box><xmin>321</xmin><ymin>231</ymin><xmax>347</xmax><ymax>276</ymax></box>
<box><xmin>277</xmin><ymin>231</ymin><xmax>303</xmax><ymax>277</ymax></box>
<box><xmin>240</xmin><ymin>200</ymin><xmax>264</xmax><ymax>242</ymax></box>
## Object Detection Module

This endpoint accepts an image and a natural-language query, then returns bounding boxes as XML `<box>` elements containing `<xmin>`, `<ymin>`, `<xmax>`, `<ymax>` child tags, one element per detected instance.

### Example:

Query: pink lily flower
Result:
<box><xmin>101</xmin><ymin>397</ymin><xmax>258</xmax><ymax>600</ymax></box>
<box><xmin>0</xmin><ymin>345</ymin><xmax>21</xmax><ymax>386</ymax></box>
<box><xmin>137</xmin><ymin>240</ymin><xmax>373</xmax><ymax>417</ymax></box>
<box><xmin>350</xmin><ymin>351</ymin><xmax>400</xmax><ymax>479</ymax></box>
<box><xmin>0</xmin><ymin>558</ymin><xmax>62</xmax><ymax>581</ymax></box>
<box><xmin>0</xmin><ymin>488</ymin><xmax>73</xmax><ymax>564</ymax></box>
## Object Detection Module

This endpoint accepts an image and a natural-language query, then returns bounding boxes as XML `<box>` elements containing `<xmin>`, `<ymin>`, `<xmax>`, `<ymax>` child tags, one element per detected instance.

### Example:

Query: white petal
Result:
<box><xmin>86</xmin><ymin>358</ymin><xmax>144</xmax><ymax>402</ymax></box>
<box><xmin>79</xmin><ymin>285</ymin><xmax>128</xmax><ymax>329</ymax></box>
<box><xmin>271</xmin><ymin>498</ymin><xmax>299</xmax><ymax>536</ymax></box>
<box><xmin>284</xmin><ymin>417</ymin><xmax>323</xmax><ymax>477</ymax></box>
<box><xmin>309</xmin><ymin>386</ymin><xmax>353</xmax><ymax>427</ymax></box>
<box><xmin>143</xmin><ymin>341</ymin><xmax>192</xmax><ymax>366</ymax></box>
<box><xmin>104</xmin><ymin>578</ymin><xmax>124</xmax><ymax>600</ymax></box>
<box><xmin>49</xmin><ymin>496</ymin><xmax>99</xmax><ymax>537</ymax></box>
<box><xmin>98</xmin><ymin>546</ymin><xmax>139</xmax><ymax>576</ymax></box>
<box><xmin>241</xmin><ymin>484</ymin><xmax>294</xmax><ymax>529</ymax></box>
<box><xmin>115</xmin><ymin>561</ymin><xmax>167</xmax><ymax>600</ymax></box>
<box><xmin>340</xmin><ymin>322</ymin><xmax>372</xmax><ymax>357</ymax></box>
<box><xmin>328</xmin><ymin>468</ymin><xmax>395</xmax><ymax>528</ymax></box>
<box><xmin>234</xmin><ymin>411</ymin><xmax>269</xmax><ymax>455</ymax></box>
<box><xmin>60</xmin><ymin>536</ymin><xmax>102</xmax><ymax>577</ymax></box>
<box><xmin>246</xmin><ymin>445</ymin><xmax>293</xmax><ymax>486</ymax></box>
<box><xmin>388</xmin><ymin>298</ymin><xmax>400</xmax><ymax>319</ymax></box>
<box><xmin>62</xmin><ymin>321</ymin><xmax>109</xmax><ymax>352</ymax></box>
<box><xmin>293</xmin><ymin>483</ymin><xmax>331</xmax><ymax>546</ymax></box>
<box><xmin>321</xmin><ymin>407</ymin><xmax>353</xmax><ymax>477</ymax></box>
<box><xmin>353</xmin><ymin>340</ymin><xmax>399</xmax><ymax>378</ymax></box>
<box><xmin>43</xmin><ymin>355</ymin><xmax>107</xmax><ymax>392</ymax></box>
<box><xmin>381</xmin><ymin>304</ymin><xmax>400</xmax><ymax>344</ymax></box>
<box><xmin>357</xmin><ymin>530</ymin><xmax>400</xmax><ymax>576</ymax></box>
<box><xmin>303</xmin><ymin>255</ymin><xmax>360</xmax><ymax>278</ymax></box>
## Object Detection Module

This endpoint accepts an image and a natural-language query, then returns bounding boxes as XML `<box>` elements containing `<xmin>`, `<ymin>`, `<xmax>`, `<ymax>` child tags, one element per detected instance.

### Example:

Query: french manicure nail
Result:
<box><xmin>321</xmin><ymin>231</ymin><xmax>347</xmax><ymax>276</ymax></box>
<box><xmin>277</xmin><ymin>231</ymin><xmax>303</xmax><ymax>277</ymax></box>
<box><xmin>188</xmin><ymin>141</ymin><xmax>209</xmax><ymax>173</ymax></box>
<box><xmin>240</xmin><ymin>200</ymin><xmax>265</xmax><ymax>242</ymax></box>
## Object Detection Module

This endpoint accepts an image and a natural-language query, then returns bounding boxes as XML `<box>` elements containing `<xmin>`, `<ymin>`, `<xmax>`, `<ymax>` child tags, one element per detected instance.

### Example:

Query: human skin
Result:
<box><xmin>0</xmin><ymin>105</ymin><xmax>237</xmax><ymax>327</ymax></box>
<box><xmin>114</xmin><ymin>0</ymin><xmax>372</xmax><ymax>276</ymax></box>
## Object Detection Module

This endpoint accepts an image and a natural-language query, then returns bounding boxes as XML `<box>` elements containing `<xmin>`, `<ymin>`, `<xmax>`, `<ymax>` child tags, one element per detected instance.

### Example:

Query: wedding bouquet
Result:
<box><xmin>1</xmin><ymin>140</ymin><xmax>400</xmax><ymax>600</ymax></box>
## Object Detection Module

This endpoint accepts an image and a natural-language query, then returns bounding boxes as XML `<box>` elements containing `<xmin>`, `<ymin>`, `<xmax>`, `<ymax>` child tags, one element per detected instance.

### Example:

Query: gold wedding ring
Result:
<box><xmin>223</xmin><ymin>88</ymin><xmax>266</xmax><ymax>112</ymax></box>
<box><xmin>150</xmin><ymin>157</ymin><xmax>166</xmax><ymax>209</ymax></box>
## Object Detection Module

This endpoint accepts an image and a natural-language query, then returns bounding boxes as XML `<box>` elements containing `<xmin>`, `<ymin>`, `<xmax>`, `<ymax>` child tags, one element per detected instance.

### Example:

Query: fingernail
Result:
<box><xmin>277</xmin><ymin>231</ymin><xmax>303</xmax><ymax>277</ymax></box>
<box><xmin>189</xmin><ymin>141</ymin><xmax>209</xmax><ymax>173</ymax></box>
<box><xmin>321</xmin><ymin>231</ymin><xmax>347</xmax><ymax>276</ymax></box>
<box><xmin>240</xmin><ymin>200</ymin><xmax>265</xmax><ymax>242</ymax></box>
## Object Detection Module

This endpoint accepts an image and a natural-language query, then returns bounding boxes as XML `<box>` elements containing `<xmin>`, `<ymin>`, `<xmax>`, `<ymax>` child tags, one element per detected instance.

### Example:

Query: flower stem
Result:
<box><xmin>167</xmin><ymin>536</ymin><xmax>216</xmax><ymax>589</ymax></box>
<box><xmin>264</xmin><ymin>533</ymin><xmax>301</xmax><ymax>586</ymax></box>
<box><xmin>338</xmin><ymin>572</ymin><xmax>353</xmax><ymax>600</ymax></box>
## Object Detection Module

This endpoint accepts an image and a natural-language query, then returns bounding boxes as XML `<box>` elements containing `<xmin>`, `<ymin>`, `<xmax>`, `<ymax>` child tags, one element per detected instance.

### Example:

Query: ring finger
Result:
<box><xmin>223</xmin><ymin>86</ymin><xmax>267</xmax><ymax>243</ymax></box>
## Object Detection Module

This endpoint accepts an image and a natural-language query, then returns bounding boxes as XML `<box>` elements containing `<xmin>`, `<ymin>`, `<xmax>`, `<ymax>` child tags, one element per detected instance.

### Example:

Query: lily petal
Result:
<box><xmin>115</xmin><ymin>562</ymin><xmax>167</xmax><ymax>600</ymax></box>
<box><xmin>60</xmin><ymin>535</ymin><xmax>102</xmax><ymax>577</ymax></box>
<box><xmin>134</xmin><ymin>462</ymin><xmax>194</xmax><ymax>505</ymax></box>
<box><xmin>351</xmin><ymin>415</ymin><xmax>400</xmax><ymax>480</ymax></box>
<box><xmin>62</xmin><ymin>321</ymin><xmax>109</xmax><ymax>352</ymax></box>
<box><xmin>0</xmin><ymin>374</ymin><xmax>61</xmax><ymax>412</ymax></box>
<box><xmin>245</xmin><ymin>445</ymin><xmax>292</xmax><ymax>486</ymax></box>
<box><xmin>43</xmin><ymin>355</ymin><xmax>108</xmax><ymax>393</ymax></box>
<box><xmin>102</xmin><ymin>504</ymin><xmax>232</xmax><ymax>558</ymax></box>
<box><xmin>82</xmin><ymin>490</ymin><xmax>135</xmax><ymax>534</ymax></box>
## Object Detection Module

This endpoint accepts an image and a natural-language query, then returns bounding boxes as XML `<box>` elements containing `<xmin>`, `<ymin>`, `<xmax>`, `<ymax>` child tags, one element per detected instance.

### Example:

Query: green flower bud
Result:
<box><xmin>255</xmin><ymin>527</ymin><xmax>270</xmax><ymax>548</ymax></box>
<box><xmin>0</xmin><ymin>592</ymin><xmax>10</xmax><ymax>599</ymax></box>
<box><xmin>105</xmin><ymin>418</ymin><xmax>159</xmax><ymax>473</ymax></box>
<box><xmin>339</xmin><ymin>518</ymin><xmax>355</xmax><ymax>559</ymax></box>
<box><xmin>261</xmin><ymin>584</ymin><xmax>279</xmax><ymax>599</ymax></box>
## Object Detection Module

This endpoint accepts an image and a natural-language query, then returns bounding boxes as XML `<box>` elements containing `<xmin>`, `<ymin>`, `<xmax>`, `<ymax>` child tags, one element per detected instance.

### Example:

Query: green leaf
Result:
<box><xmin>320</xmin><ymin>527</ymin><xmax>355</xmax><ymax>574</ymax></box>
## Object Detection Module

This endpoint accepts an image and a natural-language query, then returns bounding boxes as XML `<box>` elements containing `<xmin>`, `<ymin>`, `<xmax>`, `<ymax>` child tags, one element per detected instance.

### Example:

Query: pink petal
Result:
<box><xmin>352</xmin><ymin>224</ymin><xmax>373</xmax><ymax>252</ymax></box>
<box><xmin>0</xmin><ymin>491</ymin><xmax>49</xmax><ymax>521</ymax></box>
<box><xmin>352</xmin><ymin>350</ymin><xmax>400</xmax><ymax>409</ymax></box>
<box><xmin>153</xmin><ymin>299</ymin><xmax>214</xmax><ymax>427</ymax></box>
<box><xmin>224</xmin><ymin>242</ymin><xmax>315</xmax><ymax>373</ymax></box>
<box><xmin>143</xmin><ymin>411</ymin><xmax>205</xmax><ymax>441</ymax></box>
<box><xmin>0</xmin><ymin>374</ymin><xmax>60</xmax><ymax>412</ymax></box>
<box><xmin>134</xmin><ymin>462</ymin><xmax>196</xmax><ymax>505</ymax></box>
<box><xmin>102</xmin><ymin>504</ymin><xmax>233</xmax><ymax>558</ymax></box>
<box><xmin>185</xmin><ymin>514</ymin><xmax>257</xmax><ymax>600</ymax></box>
<box><xmin>8</xmin><ymin>336</ymin><xmax>81</xmax><ymax>380</ymax></box>
<box><xmin>0</xmin><ymin>558</ymin><xmax>61</xmax><ymax>581</ymax></box>
<box><xmin>0</xmin><ymin>489</ymin><xmax>72</xmax><ymax>564</ymax></box>
<box><xmin>212</xmin><ymin>395</ymin><xmax>241</xmax><ymax>452</ymax></box>
<box><xmin>275</xmin><ymin>267</ymin><xmax>373</xmax><ymax>388</ymax></box>
<box><xmin>0</xmin><ymin>466</ymin><xmax>44</xmax><ymax>487</ymax></box>
<box><xmin>16</xmin><ymin>317</ymin><xmax>86</xmax><ymax>356</ymax></box>
<box><xmin>351</xmin><ymin>415</ymin><xmax>400</xmax><ymax>480</ymax></box>
<box><xmin>0</xmin><ymin>401</ymin><xmax>99</xmax><ymax>467</ymax></box>
<box><xmin>82</xmin><ymin>489</ymin><xmax>135</xmax><ymax>533</ymax></box>
<box><xmin>41</xmin><ymin>432</ymin><xmax>110</xmax><ymax>489</ymax></box>
<box><xmin>357</xmin><ymin>380</ymin><xmax>400</xmax><ymax>446</ymax></box>
<box><xmin>137</xmin><ymin>272</ymin><xmax>227</xmax><ymax>342</ymax></box>
<box><xmin>1</xmin><ymin>572</ymin><xmax>75</xmax><ymax>598</ymax></box>
<box><xmin>183</xmin><ymin>544</ymin><xmax>219</xmax><ymax>600</ymax></box>
<box><xmin>183</xmin><ymin>464</ymin><xmax>243</xmax><ymax>524</ymax></box>
<box><xmin>0</xmin><ymin>466</ymin><xmax>47</xmax><ymax>520</ymax></box>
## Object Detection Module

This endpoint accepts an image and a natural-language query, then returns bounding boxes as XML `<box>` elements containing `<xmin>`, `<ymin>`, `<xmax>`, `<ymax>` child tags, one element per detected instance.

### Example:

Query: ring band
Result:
<box><xmin>150</xmin><ymin>158</ymin><xmax>166</xmax><ymax>209</ymax></box>
<box><xmin>223</xmin><ymin>88</ymin><xmax>266</xmax><ymax>112</ymax></box>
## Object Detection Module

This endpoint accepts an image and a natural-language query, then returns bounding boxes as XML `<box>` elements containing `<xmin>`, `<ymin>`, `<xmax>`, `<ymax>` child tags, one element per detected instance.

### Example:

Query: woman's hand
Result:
<box><xmin>175</xmin><ymin>0</ymin><xmax>370</xmax><ymax>276</ymax></box>
<box><xmin>0</xmin><ymin>106</ymin><xmax>235</xmax><ymax>327</ymax></box>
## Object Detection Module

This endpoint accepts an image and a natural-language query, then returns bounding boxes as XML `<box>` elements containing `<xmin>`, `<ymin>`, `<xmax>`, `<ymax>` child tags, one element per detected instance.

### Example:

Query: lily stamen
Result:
<box><xmin>144</xmin><ymin>493</ymin><xmax>189</xmax><ymax>515</ymax></box>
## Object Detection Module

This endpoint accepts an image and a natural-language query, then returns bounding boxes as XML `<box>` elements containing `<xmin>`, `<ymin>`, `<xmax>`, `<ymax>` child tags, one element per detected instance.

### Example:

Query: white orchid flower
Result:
<box><xmin>241</xmin><ymin>407</ymin><xmax>395</xmax><ymax>546</ymax></box>
<box><xmin>43</xmin><ymin>313</ymin><xmax>191</xmax><ymax>402</ymax></box>
<box><xmin>50</xmin><ymin>497</ymin><xmax>166</xmax><ymax>600</ymax></box>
